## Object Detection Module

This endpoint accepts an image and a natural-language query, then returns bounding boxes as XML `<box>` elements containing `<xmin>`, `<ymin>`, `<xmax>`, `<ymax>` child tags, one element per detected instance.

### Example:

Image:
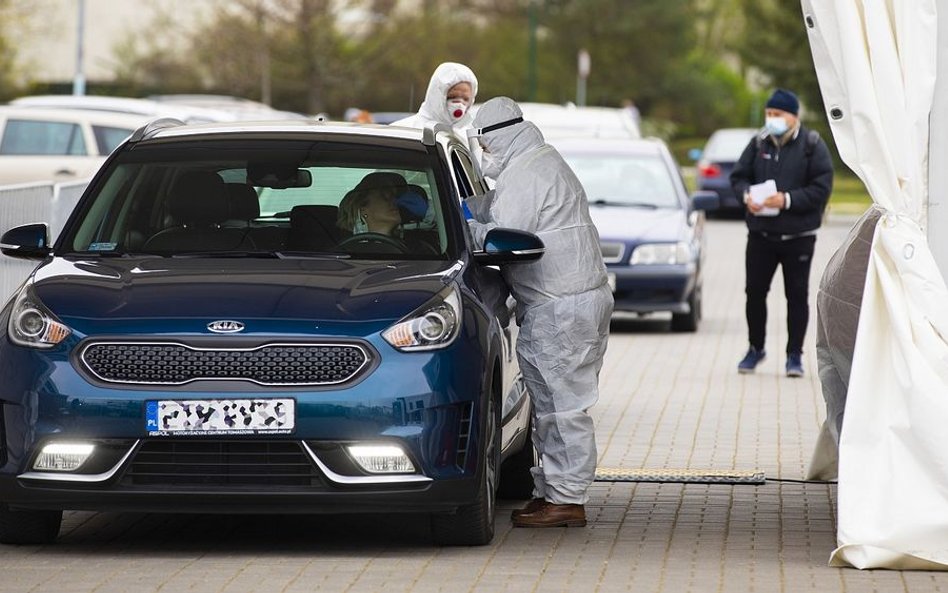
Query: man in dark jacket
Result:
<box><xmin>730</xmin><ymin>88</ymin><xmax>834</xmax><ymax>377</ymax></box>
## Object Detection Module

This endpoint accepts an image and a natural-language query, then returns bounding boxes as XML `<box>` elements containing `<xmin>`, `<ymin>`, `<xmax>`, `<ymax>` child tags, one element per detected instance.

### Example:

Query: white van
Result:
<box><xmin>0</xmin><ymin>106</ymin><xmax>151</xmax><ymax>186</ymax></box>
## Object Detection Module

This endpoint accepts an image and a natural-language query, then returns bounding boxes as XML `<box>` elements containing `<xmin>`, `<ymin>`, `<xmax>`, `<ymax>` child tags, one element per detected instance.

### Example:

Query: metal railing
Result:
<box><xmin>0</xmin><ymin>180</ymin><xmax>89</xmax><ymax>304</ymax></box>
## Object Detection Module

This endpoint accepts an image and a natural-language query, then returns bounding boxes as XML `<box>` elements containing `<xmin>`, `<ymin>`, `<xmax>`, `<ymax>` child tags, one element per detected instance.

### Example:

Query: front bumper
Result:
<box><xmin>0</xmin><ymin>331</ymin><xmax>492</xmax><ymax>514</ymax></box>
<box><xmin>0</xmin><ymin>437</ymin><xmax>478</xmax><ymax>514</ymax></box>
<box><xmin>609</xmin><ymin>263</ymin><xmax>697</xmax><ymax>314</ymax></box>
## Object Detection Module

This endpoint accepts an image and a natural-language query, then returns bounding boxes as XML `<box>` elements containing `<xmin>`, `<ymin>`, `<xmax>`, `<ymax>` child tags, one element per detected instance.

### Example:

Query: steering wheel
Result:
<box><xmin>335</xmin><ymin>232</ymin><xmax>409</xmax><ymax>254</ymax></box>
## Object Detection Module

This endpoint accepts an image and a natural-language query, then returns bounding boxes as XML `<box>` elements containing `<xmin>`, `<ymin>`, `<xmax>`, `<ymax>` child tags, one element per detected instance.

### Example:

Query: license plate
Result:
<box><xmin>607</xmin><ymin>272</ymin><xmax>616</xmax><ymax>293</ymax></box>
<box><xmin>145</xmin><ymin>399</ymin><xmax>295</xmax><ymax>436</ymax></box>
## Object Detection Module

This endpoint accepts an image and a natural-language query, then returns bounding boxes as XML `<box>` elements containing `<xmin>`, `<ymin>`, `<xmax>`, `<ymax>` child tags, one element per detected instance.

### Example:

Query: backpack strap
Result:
<box><xmin>804</xmin><ymin>129</ymin><xmax>820</xmax><ymax>157</ymax></box>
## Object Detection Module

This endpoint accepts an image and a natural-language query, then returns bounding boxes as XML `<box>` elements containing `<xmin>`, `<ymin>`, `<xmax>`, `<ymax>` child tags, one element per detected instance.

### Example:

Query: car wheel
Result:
<box><xmin>0</xmin><ymin>504</ymin><xmax>62</xmax><ymax>545</ymax></box>
<box><xmin>430</xmin><ymin>396</ymin><xmax>499</xmax><ymax>546</ymax></box>
<box><xmin>671</xmin><ymin>287</ymin><xmax>701</xmax><ymax>332</ymax></box>
<box><xmin>498</xmin><ymin>413</ymin><xmax>537</xmax><ymax>500</ymax></box>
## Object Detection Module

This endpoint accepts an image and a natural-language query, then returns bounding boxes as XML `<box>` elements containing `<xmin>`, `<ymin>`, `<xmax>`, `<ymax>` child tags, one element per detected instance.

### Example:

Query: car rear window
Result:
<box><xmin>59</xmin><ymin>138</ymin><xmax>455</xmax><ymax>260</ymax></box>
<box><xmin>702</xmin><ymin>129</ymin><xmax>757</xmax><ymax>161</ymax></box>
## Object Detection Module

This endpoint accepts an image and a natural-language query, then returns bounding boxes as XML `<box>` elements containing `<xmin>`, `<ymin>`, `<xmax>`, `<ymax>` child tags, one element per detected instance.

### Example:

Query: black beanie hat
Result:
<box><xmin>765</xmin><ymin>88</ymin><xmax>799</xmax><ymax>115</ymax></box>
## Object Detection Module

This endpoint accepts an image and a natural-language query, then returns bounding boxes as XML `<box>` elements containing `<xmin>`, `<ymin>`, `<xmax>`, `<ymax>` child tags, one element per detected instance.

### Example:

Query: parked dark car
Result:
<box><xmin>691</xmin><ymin>127</ymin><xmax>759</xmax><ymax>215</ymax></box>
<box><xmin>553</xmin><ymin>138</ymin><xmax>719</xmax><ymax>331</ymax></box>
<box><xmin>0</xmin><ymin>119</ymin><xmax>539</xmax><ymax>546</ymax></box>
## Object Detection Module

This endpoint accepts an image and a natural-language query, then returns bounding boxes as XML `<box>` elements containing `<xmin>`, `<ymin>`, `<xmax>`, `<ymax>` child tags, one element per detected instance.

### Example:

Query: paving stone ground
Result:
<box><xmin>4</xmin><ymin>214</ymin><xmax>948</xmax><ymax>593</ymax></box>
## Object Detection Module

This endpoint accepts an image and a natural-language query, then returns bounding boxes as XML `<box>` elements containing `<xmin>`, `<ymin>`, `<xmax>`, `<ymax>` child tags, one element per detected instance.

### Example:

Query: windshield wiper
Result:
<box><xmin>589</xmin><ymin>199</ymin><xmax>659</xmax><ymax>209</ymax></box>
<box><xmin>59</xmin><ymin>251</ymin><xmax>166</xmax><ymax>258</ymax></box>
<box><xmin>171</xmin><ymin>250</ymin><xmax>350</xmax><ymax>259</ymax></box>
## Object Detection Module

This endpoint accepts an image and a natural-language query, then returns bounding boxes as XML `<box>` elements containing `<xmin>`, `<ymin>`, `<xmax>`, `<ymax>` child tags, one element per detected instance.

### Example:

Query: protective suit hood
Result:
<box><xmin>394</xmin><ymin>62</ymin><xmax>478</xmax><ymax>129</ymax></box>
<box><xmin>472</xmin><ymin>97</ymin><xmax>545</xmax><ymax>175</ymax></box>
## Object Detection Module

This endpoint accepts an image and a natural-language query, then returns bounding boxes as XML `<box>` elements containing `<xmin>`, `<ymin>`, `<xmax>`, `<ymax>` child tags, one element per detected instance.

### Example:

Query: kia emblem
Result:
<box><xmin>207</xmin><ymin>320</ymin><xmax>245</xmax><ymax>333</ymax></box>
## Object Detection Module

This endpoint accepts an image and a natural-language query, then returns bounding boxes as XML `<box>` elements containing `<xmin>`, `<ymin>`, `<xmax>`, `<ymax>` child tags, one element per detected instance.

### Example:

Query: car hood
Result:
<box><xmin>30</xmin><ymin>257</ymin><xmax>463</xmax><ymax>337</ymax></box>
<box><xmin>589</xmin><ymin>206</ymin><xmax>689</xmax><ymax>243</ymax></box>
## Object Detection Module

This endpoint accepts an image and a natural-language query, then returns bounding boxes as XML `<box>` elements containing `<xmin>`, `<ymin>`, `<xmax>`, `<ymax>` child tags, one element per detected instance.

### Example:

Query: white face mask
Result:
<box><xmin>447</xmin><ymin>100</ymin><xmax>468</xmax><ymax>120</ymax></box>
<box><xmin>353</xmin><ymin>211</ymin><xmax>368</xmax><ymax>234</ymax></box>
<box><xmin>765</xmin><ymin>116</ymin><xmax>789</xmax><ymax>136</ymax></box>
<box><xmin>481</xmin><ymin>152</ymin><xmax>502</xmax><ymax>179</ymax></box>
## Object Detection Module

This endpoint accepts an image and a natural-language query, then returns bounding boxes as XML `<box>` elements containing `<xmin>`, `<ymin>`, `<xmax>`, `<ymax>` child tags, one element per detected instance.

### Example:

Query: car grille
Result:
<box><xmin>600</xmin><ymin>242</ymin><xmax>625</xmax><ymax>263</ymax></box>
<box><xmin>121</xmin><ymin>440</ymin><xmax>323</xmax><ymax>489</ymax></box>
<box><xmin>79</xmin><ymin>342</ymin><xmax>369</xmax><ymax>386</ymax></box>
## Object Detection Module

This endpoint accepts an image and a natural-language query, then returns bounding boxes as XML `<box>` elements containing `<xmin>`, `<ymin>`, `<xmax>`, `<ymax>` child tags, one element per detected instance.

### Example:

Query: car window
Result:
<box><xmin>450</xmin><ymin>151</ymin><xmax>476</xmax><ymax>198</ymax></box>
<box><xmin>562</xmin><ymin>153</ymin><xmax>681</xmax><ymax>208</ymax></box>
<box><xmin>61</xmin><ymin>139</ymin><xmax>453</xmax><ymax>260</ymax></box>
<box><xmin>0</xmin><ymin>119</ymin><xmax>87</xmax><ymax>156</ymax></box>
<box><xmin>92</xmin><ymin>125</ymin><xmax>136</xmax><ymax>154</ymax></box>
<box><xmin>703</xmin><ymin>129</ymin><xmax>757</xmax><ymax>161</ymax></box>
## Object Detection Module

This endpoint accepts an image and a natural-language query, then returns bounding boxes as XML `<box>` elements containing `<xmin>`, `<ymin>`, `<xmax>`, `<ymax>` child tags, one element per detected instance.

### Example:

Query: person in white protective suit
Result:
<box><xmin>392</xmin><ymin>62</ymin><xmax>477</xmax><ymax>134</ymax></box>
<box><xmin>465</xmin><ymin>96</ymin><xmax>614</xmax><ymax>528</ymax></box>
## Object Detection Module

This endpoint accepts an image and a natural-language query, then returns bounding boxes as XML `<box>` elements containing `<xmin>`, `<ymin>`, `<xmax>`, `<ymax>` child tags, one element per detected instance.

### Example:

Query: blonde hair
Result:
<box><xmin>337</xmin><ymin>189</ymin><xmax>371</xmax><ymax>232</ymax></box>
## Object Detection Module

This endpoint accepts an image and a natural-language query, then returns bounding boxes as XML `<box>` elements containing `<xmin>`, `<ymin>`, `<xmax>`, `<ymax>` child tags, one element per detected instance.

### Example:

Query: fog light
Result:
<box><xmin>33</xmin><ymin>443</ymin><xmax>95</xmax><ymax>471</ymax></box>
<box><xmin>347</xmin><ymin>445</ymin><xmax>415</xmax><ymax>474</ymax></box>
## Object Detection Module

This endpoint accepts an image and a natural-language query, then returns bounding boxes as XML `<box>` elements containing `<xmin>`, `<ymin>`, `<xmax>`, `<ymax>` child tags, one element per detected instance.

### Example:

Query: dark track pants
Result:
<box><xmin>745</xmin><ymin>231</ymin><xmax>817</xmax><ymax>355</ymax></box>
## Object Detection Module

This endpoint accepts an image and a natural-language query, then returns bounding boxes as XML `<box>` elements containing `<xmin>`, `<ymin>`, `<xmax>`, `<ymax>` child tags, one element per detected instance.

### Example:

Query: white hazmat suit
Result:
<box><xmin>466</xmin><ymin>97</ymin><xmax>613</xmax><ymax>505</ymax></box>
<box><xmin>392</xmin><ymin>62</ymin><xmax>478</xmax><ymax>136</ymax></box>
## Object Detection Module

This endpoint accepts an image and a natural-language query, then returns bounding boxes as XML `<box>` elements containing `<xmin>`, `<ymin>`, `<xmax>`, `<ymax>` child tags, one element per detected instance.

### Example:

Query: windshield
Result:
<box><xmin>562</xmin><ymin>153</ymin><xmax>682</xmax><ymax>208</ymax></box>
<box><xmin>60</xmin><ymin>138</ymin><xmax>455</xmax><ymax>260</ymax></box>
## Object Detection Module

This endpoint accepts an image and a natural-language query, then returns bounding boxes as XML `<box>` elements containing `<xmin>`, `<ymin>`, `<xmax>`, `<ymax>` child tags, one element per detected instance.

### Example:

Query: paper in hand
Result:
<box><xmin>748</xmin><ymin>179</ymin><xmax>780</xmax><ymax>217</ymax></box>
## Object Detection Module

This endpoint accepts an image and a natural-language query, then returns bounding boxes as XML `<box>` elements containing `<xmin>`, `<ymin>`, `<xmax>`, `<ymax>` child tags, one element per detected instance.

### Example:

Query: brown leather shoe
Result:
<box><xmin>511</xmin><ymin>501</ymin><xmax>586</xmax><ymax>528</ymax></box>
<box><xmin>510</xmin><ymin>498</ymin><xmax>546</xmax><ymax>520</ymax></box>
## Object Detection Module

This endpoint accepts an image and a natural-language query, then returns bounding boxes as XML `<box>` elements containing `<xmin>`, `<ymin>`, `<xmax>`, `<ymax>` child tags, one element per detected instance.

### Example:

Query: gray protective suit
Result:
<box><xmin>466</xmin><ymin>97</ymin><xmax>614</xmax><ymax>505</ymax></box>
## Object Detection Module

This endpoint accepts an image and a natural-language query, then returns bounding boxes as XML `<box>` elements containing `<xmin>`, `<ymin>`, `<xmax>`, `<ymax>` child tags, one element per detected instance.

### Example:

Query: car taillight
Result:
<box><xmin>698</xmin><ymin>163</ymin><xmax>722</xmax><ymax>178</ymax></box>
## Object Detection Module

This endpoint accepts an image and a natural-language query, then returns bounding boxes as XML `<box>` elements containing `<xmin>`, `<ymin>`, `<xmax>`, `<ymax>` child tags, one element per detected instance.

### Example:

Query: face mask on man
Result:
<box><xmin>765</xmin><ymin>116</ymin><xmax>789</xmax><ymax>136</ymax></box>
<box><xmin>481</xmin><ymin>152</ymin><xmax>502</xmax><ymax>179</ymax></box>
<box><xmin>447</xmin><ymin>100</ymin><xmax>468</xmax><ymax>119</ymax></box>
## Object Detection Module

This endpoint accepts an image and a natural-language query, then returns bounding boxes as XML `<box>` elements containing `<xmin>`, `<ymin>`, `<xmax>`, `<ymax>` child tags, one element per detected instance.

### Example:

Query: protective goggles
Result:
<box><xmin>467</xmin><ymin>116</ymin><xmax>524</xmax><ymax>139</ymax></box>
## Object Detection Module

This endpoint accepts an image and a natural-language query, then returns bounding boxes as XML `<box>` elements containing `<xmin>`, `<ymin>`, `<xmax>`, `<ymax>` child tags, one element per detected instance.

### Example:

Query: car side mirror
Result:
<box><xmin>687</xmin><ymin>148</ymin><xmax>703</xmax><ymax>162</ymax></box>
<box><xmin>690</xmin><ymin>191</ymin><xmax>720</xmax><ymax>211</ymax></box>
<box><xmin>1</xmin><ymin>223</ymin><xmax>52</xmax><ymax>260</ymax></box>
<box><xmin>474</xmin><ymin>228</ymin><xmax>544</xmax><ymax>265</ymax></box>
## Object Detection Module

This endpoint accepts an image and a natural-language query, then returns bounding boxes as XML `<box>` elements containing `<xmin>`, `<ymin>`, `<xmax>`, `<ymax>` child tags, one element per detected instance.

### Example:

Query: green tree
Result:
<box><xmin>0</xmin><ymin>0</ymin><xmax>26</xmax><ymax>100</ymax></box>
<box><xmin>735</xmin><ymin>0</ymin><xmax>824</xmax><ymax>129</ymax></box>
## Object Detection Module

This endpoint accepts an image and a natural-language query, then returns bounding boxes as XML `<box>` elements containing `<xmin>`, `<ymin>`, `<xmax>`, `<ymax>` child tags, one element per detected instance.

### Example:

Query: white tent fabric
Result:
<box><xmin>802</xmin><ymin>0</ymin><xmax>948</xmax><ymax>569</ymax></box>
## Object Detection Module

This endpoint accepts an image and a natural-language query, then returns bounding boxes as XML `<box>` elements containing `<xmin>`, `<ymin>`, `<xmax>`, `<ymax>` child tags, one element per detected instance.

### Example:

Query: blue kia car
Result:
<box><xmin>553</xmin><ymin>138</ymin><xmax>719</xmax><ymax>332</ymax></box>
<box><xmin>0</xmin><ymin>119</ymin><xmax>540</xmax><ymax>545</ymax></box>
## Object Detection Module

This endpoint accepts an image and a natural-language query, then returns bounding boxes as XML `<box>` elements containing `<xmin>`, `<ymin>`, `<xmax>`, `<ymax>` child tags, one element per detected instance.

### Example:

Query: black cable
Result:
<box><xmin>767</xmin><ymin>477</ymin><xmax>837</xmax><ymax>484</ymax></box>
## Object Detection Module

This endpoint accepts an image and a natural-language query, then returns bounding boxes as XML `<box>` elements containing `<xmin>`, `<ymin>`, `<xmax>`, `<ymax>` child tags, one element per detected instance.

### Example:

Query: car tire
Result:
<box><xmin>0</xmin><ymin>504</ymin><xmax>62</xmax><ymax>545</ymax></box>
<box><xmin>430</xmin><ymin>396</ymin><xmax>499</xmax><ymax>546</ymax></box>
<box><xmin>671</xmin><ymin>287</ymin><xmax>701</xmax><ymax>332</ymax></box>
<box><xmin>498</xmin><ymin>414</ymin><xmax>537</xmax><ymax>500</ymax></box>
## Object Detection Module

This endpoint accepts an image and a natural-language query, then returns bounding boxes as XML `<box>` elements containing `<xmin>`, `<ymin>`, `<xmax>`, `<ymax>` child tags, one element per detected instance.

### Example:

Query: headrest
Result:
<box><xmin>168</xmin><ymin>171</ymin><xmax>228</xmax><ymax>226</ymax></box>
<box><xmin>397</xmin><ymin>184</ymin><xmax>429</xmax><ymax>223</ymax></box>
<box><xmin>225</xmin><ymin>183</ymin><xmax>260</xmax><ymax>221</ymax></box>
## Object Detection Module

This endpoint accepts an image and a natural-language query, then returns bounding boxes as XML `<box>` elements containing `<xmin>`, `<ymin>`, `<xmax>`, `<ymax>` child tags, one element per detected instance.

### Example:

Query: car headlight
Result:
<box><xmin>382</xmin><ymin>285</ymin><xmax>461</xmax><ymax>351</ymax></box>
<box><xmin>7</xmin><ymin>283</ymin><xmax>71</xmax><ymax>348</ymax></box>
<box><xmin>630</xmin><ymin>242</ymin><xmax>692</xmax><ymax>265</ymax></box>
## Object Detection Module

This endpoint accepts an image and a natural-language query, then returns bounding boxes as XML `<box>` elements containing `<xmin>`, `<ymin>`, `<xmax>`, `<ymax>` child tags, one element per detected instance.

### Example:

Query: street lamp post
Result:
<box><xmin>72</xmin><ymin>0</ymin><xmax>86</xmax><ymax>96</ymax></box>
<box><xmin>528</xmin><ymin>0</ymin><xmax>538</xmax><ymax>101</ymax></box>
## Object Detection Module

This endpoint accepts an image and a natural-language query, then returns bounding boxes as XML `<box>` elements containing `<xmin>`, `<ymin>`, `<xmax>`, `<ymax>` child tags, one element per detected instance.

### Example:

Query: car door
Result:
<box><xmin>447</xmin><ymin>143</ymin><xmax>527</xmax><ymax>451</ymax></box>
<box><xmin>0</xmin><ymin>116</ymin><xmax>104</xmax><ymax>185</ymax></box>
